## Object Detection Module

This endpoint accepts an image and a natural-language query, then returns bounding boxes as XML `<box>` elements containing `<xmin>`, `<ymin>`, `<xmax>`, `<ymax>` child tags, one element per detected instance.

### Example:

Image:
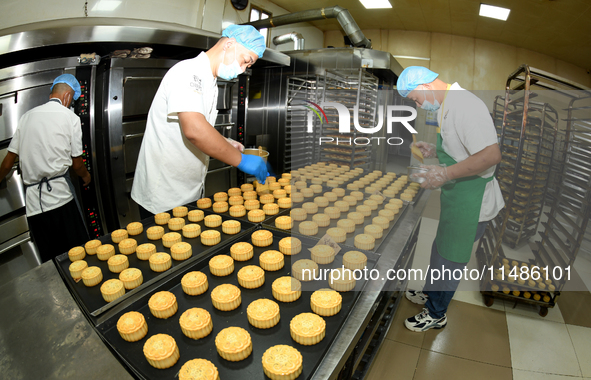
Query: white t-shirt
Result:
<box><xmin>131</xmin><ymin>52</ymin><xmax>219</xmax><ymax>214</ymax></box>
<box><xmin>8</xmin><ymin>99</ymin><xmax>83</xmax><ymax>217</ymax></box>
<box><xmin>437</xmin><ymin>82</ymin><xmax>505</xmax><ymax>222</ymax></box>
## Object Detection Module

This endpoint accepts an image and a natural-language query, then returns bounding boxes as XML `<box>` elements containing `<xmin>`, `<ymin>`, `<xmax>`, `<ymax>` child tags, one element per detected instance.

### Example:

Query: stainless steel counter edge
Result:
<box><xmin>311</xmin><ymin>189</ymin><xmax>431</xmax><ymax>380</ymax></box>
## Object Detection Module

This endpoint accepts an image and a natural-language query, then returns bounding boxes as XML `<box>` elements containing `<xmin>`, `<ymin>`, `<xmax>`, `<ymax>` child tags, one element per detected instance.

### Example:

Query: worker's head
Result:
<box><xmin>50</xmin><ymin>74</ymin><xmax>81</xmax><ymax>108</ymax></box>
<box><xmin>397</xmin><ymin>67</ymin><xmax>441</xmax><ymax>111</ymax></box>
<box><xmin>212</xmin><ymin>25</ymin><xmax>266</xmax><ymax>80</ymax></box>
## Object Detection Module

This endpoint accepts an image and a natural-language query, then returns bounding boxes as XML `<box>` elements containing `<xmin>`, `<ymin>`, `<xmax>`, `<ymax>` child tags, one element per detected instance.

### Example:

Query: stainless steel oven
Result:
<box><xmin>0</xmin><ymin>19</ymin><xmax>290</xmax><ymax>246</ymax></box>
<box><xmin>93</xmin><ymin>58</ymin><xmax>243</xmax><ymax>231</ymax></box>
<box><xmin>0</xmin><ymin>60</ymin><xmax>72</xmax><ymax>272</ymax></box>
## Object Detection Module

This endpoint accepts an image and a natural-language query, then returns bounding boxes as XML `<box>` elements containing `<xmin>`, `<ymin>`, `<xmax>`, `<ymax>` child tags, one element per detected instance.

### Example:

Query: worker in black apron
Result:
<box><xmin>396</xmin><ymin>67</ymin><xmax>504</xmax><ymax>332</ymax></box>
<box><xmin>0</xmin><ymin>74</ymin><xmax>90</xmax><ymax>263</ymax></box>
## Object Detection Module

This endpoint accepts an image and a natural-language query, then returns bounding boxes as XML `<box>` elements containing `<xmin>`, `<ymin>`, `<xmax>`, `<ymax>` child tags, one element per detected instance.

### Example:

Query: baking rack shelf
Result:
<box><xmin>477</xmin><ymin>66</ymin><xmax>591</xmax><ymax>316</ymax></box>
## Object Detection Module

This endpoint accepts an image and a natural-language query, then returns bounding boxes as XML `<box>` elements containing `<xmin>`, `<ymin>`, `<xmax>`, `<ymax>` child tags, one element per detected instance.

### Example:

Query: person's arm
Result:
<box><xmin>72</xmin><ymin>156</ymin><xmax>91</xmax><ymax>186</ymax></box>
<box><xmin>178</xmin><ymin>112</ymin><xmax>242</xmax><ymax>166</ymax></box>
<box><xmin>0</xmin><ymin>152</ymin><xmax>17</xmax><ymax>182</ymax></box>
<box><xmin>447</xmin><ymin>143</ymin><xmax>501</xmax><ymax>180</ymax></box>
<box><xmin>226</xmin><ymin>137</ymin><xmax>244</xmax><ymax>152</ymax></box>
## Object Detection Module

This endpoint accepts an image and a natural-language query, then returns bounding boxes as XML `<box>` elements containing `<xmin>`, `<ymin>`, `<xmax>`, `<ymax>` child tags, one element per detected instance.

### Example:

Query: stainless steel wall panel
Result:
<box><xmin>0</xmin><ymin>18</ymin><xmax>219</xmax><ymax>57</ymax></box>
<box><xmin>0</xmin><ymin>70</ymin><xmax>59</xmax><ymax>97</ymax></box>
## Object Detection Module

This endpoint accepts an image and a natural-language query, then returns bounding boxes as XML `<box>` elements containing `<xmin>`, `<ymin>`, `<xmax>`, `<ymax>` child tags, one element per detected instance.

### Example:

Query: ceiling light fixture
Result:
<box><xmin>359</xmin><ymin>0</ymin><xmax>392</xmax><ymax>9</ymax></box>
<box><xmin>479</xmin><ymin>4</ymin><xmax>510</xmax><ymax>21</ymax></box>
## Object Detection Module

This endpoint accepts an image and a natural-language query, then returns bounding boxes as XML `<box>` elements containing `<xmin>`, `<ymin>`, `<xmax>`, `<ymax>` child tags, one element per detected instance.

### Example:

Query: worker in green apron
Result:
<box><xmin>396</xmin><ymin>67</ymin><xmax>504</xmax><ymax>332</ymax></box>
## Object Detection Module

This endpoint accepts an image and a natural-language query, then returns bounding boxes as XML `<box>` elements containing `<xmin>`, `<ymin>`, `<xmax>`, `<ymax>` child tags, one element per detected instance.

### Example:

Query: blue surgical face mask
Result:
<box><xmin>420</xmin><ymin>87</ymin><xmax>440</xmax><ymax>111</ymax></box>
<box><xmin>218</xmin><ymin>45</ymin><xmax>244</xmax><ymax>80</ymax></box>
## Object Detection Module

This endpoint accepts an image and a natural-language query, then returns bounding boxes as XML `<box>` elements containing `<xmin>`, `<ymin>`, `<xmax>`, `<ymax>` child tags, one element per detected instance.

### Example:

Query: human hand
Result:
<box><xmin>82</xmin><ymin>173</ymin><xmax>91</xmax><ymax>187</ymax></box>
<box><xmin>415</xmin><ymin>165</ymin><xmax>450</xmax><ymax>189</ymax></box>
<box><xmin>237</xmin><ymin>154</ymin><xmax>269</xmax><ymax>184</ymax></box>
<box><xmin>411</xmin><ymin>141</ymin><xmax>437</xmax><ymax>158</ymax></box>
<box><xmin>226</xmin><ymin>138</ymin><xmax>245</xmax><ymax>152</ymax></box>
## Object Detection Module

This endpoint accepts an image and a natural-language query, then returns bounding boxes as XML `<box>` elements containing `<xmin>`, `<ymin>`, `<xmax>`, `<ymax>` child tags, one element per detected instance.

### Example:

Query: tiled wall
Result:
<box><xmin>325</xmin><ymin>29</ymin><xmax>591</xmax><ymax>147</ymax></box>
<box><xmin>0</xmin><ymin>0</ymin><xmax>324</xmax><ymax>51</ymax></box>
<box><xmin>325</xmin><ymin>29</ymin><xmax>591</xmax><ymax>90</ymax></box>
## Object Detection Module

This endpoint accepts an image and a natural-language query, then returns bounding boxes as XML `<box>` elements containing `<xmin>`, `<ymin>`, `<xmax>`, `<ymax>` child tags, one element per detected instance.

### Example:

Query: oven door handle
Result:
<box><xmin>123</xmin><ymin>133</ymin><xmax>144</xmax><ymax>142</ymax></box>
<box><xmin>0</xmin><ymin>232</ymin><xmax>31</xmax><ymax>255</ymax></box>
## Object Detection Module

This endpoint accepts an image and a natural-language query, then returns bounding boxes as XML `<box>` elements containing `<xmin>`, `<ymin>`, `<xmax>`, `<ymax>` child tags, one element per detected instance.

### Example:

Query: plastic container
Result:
<box><xmin>407</xmin><ymin>165</ymin><xmax>429</xmax><ymax>183</ymax></box>
<box><xmin>243</xmin><ymin>148</ymin><xmax>269</xmax><ymax>162</ymax></box>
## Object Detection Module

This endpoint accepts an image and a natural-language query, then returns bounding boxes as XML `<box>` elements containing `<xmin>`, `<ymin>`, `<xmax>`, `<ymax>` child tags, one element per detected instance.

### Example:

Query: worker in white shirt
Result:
<box><xmin>0</xmin><ymin>74</ymin><xmax>90</xmax><ymax>263</ymax></box>
<box><xmin>132</xmin><ymin>25</ymin><xmax>268</xmax><ymax>218</ymax></box>
<box><xmin>397</xmin><ymin>66</ymin><xmax>504</xmax><ymax>332</ymax></box>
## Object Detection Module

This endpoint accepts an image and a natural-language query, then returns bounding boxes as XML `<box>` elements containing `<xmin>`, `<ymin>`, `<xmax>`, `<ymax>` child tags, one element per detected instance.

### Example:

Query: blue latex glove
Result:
<box><xmin>237</xmin><ymin>154</ymin><xmax>268</xmax><ymax>184</ymax></box>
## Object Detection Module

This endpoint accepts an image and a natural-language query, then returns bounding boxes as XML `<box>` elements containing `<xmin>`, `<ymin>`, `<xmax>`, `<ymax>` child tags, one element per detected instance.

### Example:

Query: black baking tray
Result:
<box><xmin>293</xmin><ymin>170</ymin><xmax>423</xmax><ymax>205</ymax></box>
<box><xmin>193</xmin><ymin>196</ymin><xmax>285</xmax><ymax>224</ymax></box>
<box><xmin>55</xmin><ymin>209</ymin><xmax>257</xmax><ymax>319</ymax></box>
<box><xmin>263</xmin><ymin>191</ymin><xmax>410</xmax><ymax>252</ymax></box>
<box><xmin>95</xmin><ymin>228</ymin><xmax>379</xmax><ymax>380</ymax></box>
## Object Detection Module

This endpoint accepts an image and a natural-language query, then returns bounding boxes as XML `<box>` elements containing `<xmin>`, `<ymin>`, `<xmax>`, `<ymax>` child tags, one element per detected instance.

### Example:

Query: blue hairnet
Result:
<box><xmin>396</xmin><ymin>66</ymin><xmax>439</xmax><ymax>98</ymax></box>
<box><xmin>51</xmin><ymin>74</ymin><xmax>81</xmax><ymax>100</ymax></box>
<box><xmin>222</xmin><ymin>25</ymin><xmax>266</xmax><ymax>58</ymax></box>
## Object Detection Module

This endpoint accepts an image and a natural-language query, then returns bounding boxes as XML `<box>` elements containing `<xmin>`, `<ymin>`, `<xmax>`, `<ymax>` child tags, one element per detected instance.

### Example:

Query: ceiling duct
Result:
<box><xmin>273</xmin><ymin>32</ymin><xmax>305</xmax><ymax>50</ymax></box>
<box><xmin>243</xmin><ymin>6</ymin><xmax>372</xmax><ymax>49</ymax></box>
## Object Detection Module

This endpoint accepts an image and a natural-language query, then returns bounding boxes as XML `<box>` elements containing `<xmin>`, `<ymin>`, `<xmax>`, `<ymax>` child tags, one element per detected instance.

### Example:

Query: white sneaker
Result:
<box><xmin>405</xmin><ymin>290</ymin><xmax>428</xmax><ymax>305</ymax></box>
<box><xmin>404</xmin><ymin>308</ymin><xmax>447</xmax><ymax>332</ymax></box>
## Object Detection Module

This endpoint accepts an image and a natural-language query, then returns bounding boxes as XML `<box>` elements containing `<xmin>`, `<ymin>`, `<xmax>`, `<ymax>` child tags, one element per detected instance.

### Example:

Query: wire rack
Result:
<box><xmin>494</xmin><ymin>83</ymin><xmax>558</xmax><ymax>247</ymax></box>
<box><xmin>285</xmin><ymin>75</ymin><xmax>323</xmax><ymax>170</ymax></box>
<box><xmin>319</xmin><ymin>69</ymin><xmax>379</xmax><ymax>169</ymax></box>
<box><xmin>477</xmin><ymin>65</ymin><xmax>591</xmax><ymax>316</ymax></box>
<box><xmin>538</xmin><ymin>95</ymin><xmax>591</xmax><ymax>276</ymax></box>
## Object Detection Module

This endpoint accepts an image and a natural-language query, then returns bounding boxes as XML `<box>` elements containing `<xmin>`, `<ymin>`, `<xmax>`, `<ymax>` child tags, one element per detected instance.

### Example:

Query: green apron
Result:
<box><xmin>434</xmin><ymin>132</ymin><xmax>494</xmax><ymax>263</ymax></box>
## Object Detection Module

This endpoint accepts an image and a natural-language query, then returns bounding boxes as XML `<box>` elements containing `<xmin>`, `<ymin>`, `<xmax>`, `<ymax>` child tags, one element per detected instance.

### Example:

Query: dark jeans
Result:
<box><xmin>27</xmin><ymin>200</ymin><xmax>89</xmax><ymax>263</ymax></box>
<box><xmin>422</xmin><ymin>221</ymin><xmax>488</xmax><ymax>319</ymax></box>
<box><xmin>138</xmin><ymin>204</ymin><xmax>154</xmax><ymax>221</ymax></box>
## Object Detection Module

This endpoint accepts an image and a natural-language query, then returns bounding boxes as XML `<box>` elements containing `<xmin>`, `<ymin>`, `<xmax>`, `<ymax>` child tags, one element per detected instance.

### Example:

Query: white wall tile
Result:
<box><xmin>201</xmin><ymin>0</ymin><xmax>226</xmax><ymax>33</ymax></box>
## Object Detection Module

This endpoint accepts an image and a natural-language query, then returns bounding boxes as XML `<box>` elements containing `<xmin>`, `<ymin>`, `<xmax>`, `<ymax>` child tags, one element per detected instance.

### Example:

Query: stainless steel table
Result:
<box><xmin>0</xmin><ymin>189</ymin><xmax>430</xmax><ymax>380</ymax></box>
<box><xmin>311</xmin><ymin>189</ymin><xmax>431</xmax><ymax>379</ymax></box>
<box><xmin>0</xmin><ymin>261</ymin><xmax>133</xmax><ymax>380</ymax></box>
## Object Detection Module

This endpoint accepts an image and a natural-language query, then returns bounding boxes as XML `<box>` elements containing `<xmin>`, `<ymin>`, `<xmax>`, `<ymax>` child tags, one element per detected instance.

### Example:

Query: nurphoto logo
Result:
<box><xmin>296</xmin><ymin>99</ymin><xmax>418</xmax><ymax>146</ymax></box>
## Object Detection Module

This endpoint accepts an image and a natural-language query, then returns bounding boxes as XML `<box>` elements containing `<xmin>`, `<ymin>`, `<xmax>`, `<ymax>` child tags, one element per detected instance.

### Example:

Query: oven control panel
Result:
<box><xmin>237</xmin><ymin>75</ymin><xmax>248</xmax><ymax>184</ymax></box>
<box><xmin>75</xmin><ymin>68</ymin><xmax>103</xmax><ymax>238</ymax></box>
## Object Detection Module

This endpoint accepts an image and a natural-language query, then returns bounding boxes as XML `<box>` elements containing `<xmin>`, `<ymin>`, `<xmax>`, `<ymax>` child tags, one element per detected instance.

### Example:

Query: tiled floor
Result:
<box><xmin>366</xmin><ymin>190</ymin><xmax>591</xmax><ymax>379</ymax></box>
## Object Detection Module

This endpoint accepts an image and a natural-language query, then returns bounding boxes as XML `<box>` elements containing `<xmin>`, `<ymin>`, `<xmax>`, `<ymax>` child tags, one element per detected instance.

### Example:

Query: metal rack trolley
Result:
<box><xmin>477</xmin><ymin>66</ymin><xmax>591</xmax><ymax>316</ymax></box>
<box><xmin>494</xmin><ymin>70</ymin><xmax>559</xmax><ymax>247</ymax></box>
<box><xmin>285</xmin><ymin>75</ymin><xmax>324</xmax><ymax>171</ymax></box>
<box><xmin>319</xmin><ymin>69</ymin><xmax>379</xmax><ymax>170</ymax></box>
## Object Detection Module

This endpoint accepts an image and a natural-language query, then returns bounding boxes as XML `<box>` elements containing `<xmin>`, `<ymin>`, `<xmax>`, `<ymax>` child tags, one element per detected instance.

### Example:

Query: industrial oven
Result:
<box><xmin>92</xmin><ymin>58</ymin><xmax>247</xmax><ymax>231</ymax></box>
<box><xmin>0</xmin><ymin>19</ymin><xmax>289</xmax><ymax>247</ymax></box>
<box><xmin>247</xmin><ymin>47</ymin><xmax>412</xmax><ymax>175</ymax></box>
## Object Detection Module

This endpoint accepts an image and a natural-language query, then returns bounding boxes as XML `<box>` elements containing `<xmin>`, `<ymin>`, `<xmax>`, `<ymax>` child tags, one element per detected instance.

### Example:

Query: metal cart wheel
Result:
<box><xmin>484</xmin><ymin>295</ymin><xmax>494</xmax><ymax>307</ymax></box>
<box><xmin>539</xmin><ymin>307</ymin><xmax>548</xmax><ymax>317</ymax></box>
